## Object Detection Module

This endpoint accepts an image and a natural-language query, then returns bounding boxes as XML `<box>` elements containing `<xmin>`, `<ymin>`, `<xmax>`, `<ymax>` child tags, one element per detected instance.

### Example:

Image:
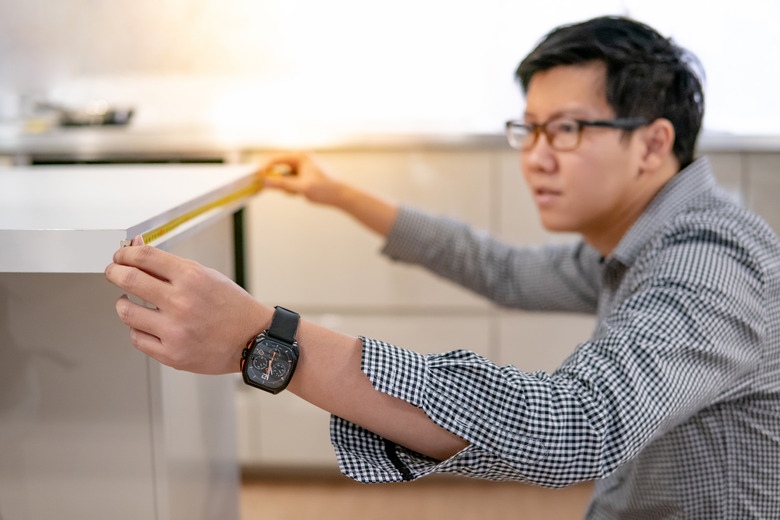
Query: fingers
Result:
<box><xmin>265</xmin><ymin>162</ymin><xmax>296</xmax><ymax>177</ymax></box>
<box><xmin>115</xmin><ymin>294</ymin><xmax>162</xmax><ymax>333</ymax></box>
<box><xmin>128</xmin><ymin>325</ymin><xmax>181</xmax><ymax>368</ymax></box>
<box><xmin>110</xmin><ymin>242</ymin><xmax>183</xmax><ymax>284</ymax></box>
<box><xmin>128</xmin><ymin>327</ymin><xmax>163</xmax><ymax>359</ymax></box>
<box><xmin>105</xmin><ymin>255</ymin><xmax>173</xmax><ymax>309</ymax></box>
<box><xmin>258</xmin><ymin>153</ymin><xmax>307</xmax><ymax>194</ymax></box>
<box><xmin>117</xmin><ymin>296</ymin><xmax>189</xmax><ymax>370</ymax></box>
<box><xmin>261</xmin><ymin>153</ymin><xmax>305</xmax><ymax>176</ymax></box>
<box><xmin>115</xmin><ymin>294</ymin><xmax>171</xmax><ymax>364</ymax></box>
<box><xmin>262</xmin><ymin>173</ymin><xmax>301</xmax><ymax>193</ymax></box>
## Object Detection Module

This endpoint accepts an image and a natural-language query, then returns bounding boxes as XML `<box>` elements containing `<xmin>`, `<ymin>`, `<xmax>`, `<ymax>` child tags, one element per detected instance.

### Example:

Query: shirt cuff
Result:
<box><xmin>330</xmin><ymin>414</ymin><xmax>533</xmax><ymax>484</ymax></box>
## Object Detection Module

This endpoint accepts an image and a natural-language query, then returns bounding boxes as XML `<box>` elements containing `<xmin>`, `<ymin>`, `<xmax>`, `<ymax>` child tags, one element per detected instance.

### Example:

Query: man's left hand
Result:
<box><xmin>105</xmin><ymin>236</ymin><xmax>270</xmax><ymax>374</ymax></box>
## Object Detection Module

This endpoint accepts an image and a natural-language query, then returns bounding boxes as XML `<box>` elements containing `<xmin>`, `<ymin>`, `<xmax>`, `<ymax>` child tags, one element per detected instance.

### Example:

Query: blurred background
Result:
<box><xmin>2</xmin><ymin>2</ymin><xmax>779</xmax><ymax>519</ymax></box>
<box><xmin>2</xmin><ymin>0</ymin><xmax>779</xmax><ymax>142</ymax></box>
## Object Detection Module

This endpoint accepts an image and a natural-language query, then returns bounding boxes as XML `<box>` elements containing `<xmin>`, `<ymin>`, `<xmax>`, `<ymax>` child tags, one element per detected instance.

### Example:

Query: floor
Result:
<box><xmin>240</xmin><ymin>474</ymin><xmax>594</xmax><ymax>520</ymax></box>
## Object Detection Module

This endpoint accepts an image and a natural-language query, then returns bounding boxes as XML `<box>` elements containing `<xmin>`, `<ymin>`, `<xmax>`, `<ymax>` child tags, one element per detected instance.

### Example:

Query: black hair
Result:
<box><xmin>516</xmin><ymin>16</ymin><xmax>705</xmax><ymax>169</ymax></box>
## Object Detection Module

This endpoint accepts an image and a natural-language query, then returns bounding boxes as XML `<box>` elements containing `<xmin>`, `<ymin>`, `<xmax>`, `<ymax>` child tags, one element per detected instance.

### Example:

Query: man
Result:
<box><xmin>106</xmin><ymin>16</ymin><xmax>780</xmax><ymax>519</ymax></box>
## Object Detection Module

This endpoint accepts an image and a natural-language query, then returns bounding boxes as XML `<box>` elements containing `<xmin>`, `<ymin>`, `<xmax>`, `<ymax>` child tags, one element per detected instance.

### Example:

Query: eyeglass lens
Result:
<box><xmin>508</xmin><ymin>119</ymin><xmax>581</xmax><ymax>151</ymax></box>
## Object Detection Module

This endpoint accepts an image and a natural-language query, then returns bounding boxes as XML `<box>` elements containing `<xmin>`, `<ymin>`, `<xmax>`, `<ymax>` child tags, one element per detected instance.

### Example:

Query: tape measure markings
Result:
<box><xmin>123</xmin><ymin>177</ymin><xmax>263</xmax><ymax>247</ymax></box>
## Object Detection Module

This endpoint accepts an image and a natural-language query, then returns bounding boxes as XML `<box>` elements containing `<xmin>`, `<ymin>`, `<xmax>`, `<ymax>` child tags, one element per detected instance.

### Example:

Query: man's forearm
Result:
<box><xmin>262</xmin><ymin>153</ymin><xmax>400</xmax><ymax>238</ymax></box>
<box><xmin>288</xmin><ymin>319</ymin><xmax>469</xmax><ymax>461</ymax></box>
<box><xmin>330</xmin><ymin>182</ymin><xmax>400</xmax><ymax>238</ymax></box>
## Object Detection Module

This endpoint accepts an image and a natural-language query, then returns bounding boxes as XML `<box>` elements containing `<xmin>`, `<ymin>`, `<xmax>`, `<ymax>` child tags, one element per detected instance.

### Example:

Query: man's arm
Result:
<box><xmin>261</xmin><ymin>152</ymin><xmax>601</xmax><ymax>313</ymax></box>
<box><xmin>261</xmin><ymin>152</ymin><xmax>399</xmax><ymax>237</ymax></box>
<box><xmin>105</xmin><ymin>241</ymin><xmax>468</xmax><ymax>461</ymax></box>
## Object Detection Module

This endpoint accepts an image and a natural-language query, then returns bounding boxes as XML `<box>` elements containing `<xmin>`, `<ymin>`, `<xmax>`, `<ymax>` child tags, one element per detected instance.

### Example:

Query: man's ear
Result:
<box><xmin>638</xmin><ymin>118</ymin><xmax>676</xmax><ymax>173</ymax></box>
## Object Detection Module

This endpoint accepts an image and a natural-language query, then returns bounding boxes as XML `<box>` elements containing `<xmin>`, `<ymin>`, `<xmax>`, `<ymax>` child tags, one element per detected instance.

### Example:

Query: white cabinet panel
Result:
<box><xmin>498</xmin><ymin>312</ymin><xmax>596</xmax><ymax>374</ymax></box>
<box><xmin>246</xmin><ymin>151</ymin><xmax>493</xmax><ymax>309</ymax></box>
<box><xmin>706</xmin><ymin>152</ymin><xmax>743</xmax><ymax>207</ymax></box>
<box><xmin>746</xmin><ymin>153</ymin><xmax>780</xmax><ymax>234</ymax></box>
<box><xmin>0</xmin><ymin>274</ymin><xmax>158</xmax><ymax>519</ymax></box>
<box><xmin>159</xmin><ymin>215</ymin><xmax>241</xmax><ymax>520</ymax></box>
<box><xmin>0</xmin><ymin>210</ymin><xmax>240</xmax><ymax>520</ymax></box>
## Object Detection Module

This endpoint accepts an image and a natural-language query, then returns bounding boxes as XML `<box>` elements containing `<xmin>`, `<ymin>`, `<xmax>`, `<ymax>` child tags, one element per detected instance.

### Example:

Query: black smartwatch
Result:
<box><xmin>241</xmin><ymin>306</ymin><xmax>300</xmax><ymax>394</ymax></box>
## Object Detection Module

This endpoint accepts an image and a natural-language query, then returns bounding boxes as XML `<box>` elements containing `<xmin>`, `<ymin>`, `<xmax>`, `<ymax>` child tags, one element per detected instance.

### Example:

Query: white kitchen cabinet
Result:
<box><xmin>0</xmin><ymin>164</ymin><xmax>257</xmax><ymax>520</ymax></box>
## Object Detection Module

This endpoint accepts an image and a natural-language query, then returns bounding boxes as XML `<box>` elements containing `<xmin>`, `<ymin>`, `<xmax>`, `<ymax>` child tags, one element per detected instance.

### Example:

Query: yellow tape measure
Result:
<box><xmin>122</xmin><ymin>177</ymin><xmax>264</xmax><ymax>247</ymax></box>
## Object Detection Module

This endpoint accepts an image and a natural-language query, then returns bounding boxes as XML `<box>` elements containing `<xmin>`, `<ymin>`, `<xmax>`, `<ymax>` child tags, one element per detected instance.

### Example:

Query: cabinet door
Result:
<box><xmin>0</xmin><ymin>213</ymin><xmax>239</xmax><ymax>520</ymax></box>
<box><xmin>0</xmin><ymin>272</ymin><xmax>159</xmax><ymax>519</ymax></box>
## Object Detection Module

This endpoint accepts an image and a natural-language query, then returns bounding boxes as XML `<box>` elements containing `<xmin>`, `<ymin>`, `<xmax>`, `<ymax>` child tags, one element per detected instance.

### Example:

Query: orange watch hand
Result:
<box><xmin>265</xmin><ymin>352</ymin><xmax>277</xmax><ymax>375</ymax></box>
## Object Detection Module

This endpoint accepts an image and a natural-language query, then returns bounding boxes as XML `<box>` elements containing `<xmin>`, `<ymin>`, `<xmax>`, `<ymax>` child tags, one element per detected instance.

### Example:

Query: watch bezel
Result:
<box><xmin>242</xmin><ymin>331</ymin><xmax>299</xmax><ymax>394</ymax></box>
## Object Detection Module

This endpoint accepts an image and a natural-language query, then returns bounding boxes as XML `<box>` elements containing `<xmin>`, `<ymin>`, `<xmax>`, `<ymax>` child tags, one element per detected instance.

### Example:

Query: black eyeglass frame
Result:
<box><xmin>505</xmin><ymin>117</ymin><xmax>649</xmax><ymax>151</ymax></box>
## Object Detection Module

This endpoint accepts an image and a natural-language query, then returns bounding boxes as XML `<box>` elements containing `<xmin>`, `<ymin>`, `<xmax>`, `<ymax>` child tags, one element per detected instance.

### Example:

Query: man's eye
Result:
<box><xmin>553</xmin><ymin>121</ymin><xmax>579</xmax><ymax>133</ymax></box>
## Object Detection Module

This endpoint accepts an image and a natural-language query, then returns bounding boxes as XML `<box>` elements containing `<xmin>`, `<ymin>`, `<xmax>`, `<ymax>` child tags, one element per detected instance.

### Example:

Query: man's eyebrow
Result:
<box><xmin>523</xmin><ymin>108</ymin><xmax>594</xmax><ymax>121</ymax></box>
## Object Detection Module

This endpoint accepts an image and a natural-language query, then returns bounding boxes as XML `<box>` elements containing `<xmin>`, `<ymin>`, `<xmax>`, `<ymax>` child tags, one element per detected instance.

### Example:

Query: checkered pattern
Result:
<box><xmin>329</xmin><ymin>157</ymin><xmax>780</xmax><ymax>519</ymax></box>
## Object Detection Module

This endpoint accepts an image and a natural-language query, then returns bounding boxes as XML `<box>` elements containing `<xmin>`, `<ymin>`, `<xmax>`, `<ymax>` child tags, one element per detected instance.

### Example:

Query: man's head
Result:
<box><xmin>516</xmin><ymin>16</ymin><xmax>704</xmax><ymax>169</ymax></box>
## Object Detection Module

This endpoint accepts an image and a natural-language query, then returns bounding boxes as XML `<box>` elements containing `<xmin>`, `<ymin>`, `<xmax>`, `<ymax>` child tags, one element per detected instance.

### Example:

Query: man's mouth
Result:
<box><xmin>533</xmin><ymin>187</ymin><xmax>562</xmax><ymax>205</ymax></box>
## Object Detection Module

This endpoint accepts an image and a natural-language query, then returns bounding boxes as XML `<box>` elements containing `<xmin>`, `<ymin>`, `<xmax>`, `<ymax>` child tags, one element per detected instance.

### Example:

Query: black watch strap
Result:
<box><xmin>267</xmin><ymin>306</ymin><xmax>299</xmax><ymax>344</ymax></box>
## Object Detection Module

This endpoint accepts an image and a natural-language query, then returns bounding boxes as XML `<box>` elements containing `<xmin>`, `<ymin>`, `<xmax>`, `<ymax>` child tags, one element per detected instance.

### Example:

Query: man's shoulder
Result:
<box><xmin>639</xmin><ymin>190</ymin><xmax>780</xmax><ymax>276</ymax></box>
<box><xmin>677</xmin><ymin>187</ymin><xmax>776</xmax><ymax>245</ymax></box>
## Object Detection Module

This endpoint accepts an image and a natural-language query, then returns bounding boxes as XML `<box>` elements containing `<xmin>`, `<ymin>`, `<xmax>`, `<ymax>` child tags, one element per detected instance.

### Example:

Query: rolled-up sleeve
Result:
<box><xmin>331</xmin><ymin>337</ymin><xmax>555</xmax><ymax>484</ymax></box>
<box><xmin>331</xmin><ymin>336</ymin><xmax>601</xmax><ymax>486</ymax></box>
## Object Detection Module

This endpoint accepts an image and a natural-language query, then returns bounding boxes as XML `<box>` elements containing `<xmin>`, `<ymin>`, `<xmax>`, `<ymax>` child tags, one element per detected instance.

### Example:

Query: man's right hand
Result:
<box><xmin>261</xmin><ymin>152</ymin><xmax>344</xmax><ymax>206</ymax></box>
<box><xmin>259</xmin><ymin>151</ymin><xmax>400</xmax><ymax>237</ymax></box>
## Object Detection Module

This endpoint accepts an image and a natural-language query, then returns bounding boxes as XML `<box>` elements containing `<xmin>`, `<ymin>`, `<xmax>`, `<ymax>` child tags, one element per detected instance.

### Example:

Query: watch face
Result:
<box><xmin>244</xmin><ymin>337</ymin><xmax>297</xmax><ymax>392</ymax></box>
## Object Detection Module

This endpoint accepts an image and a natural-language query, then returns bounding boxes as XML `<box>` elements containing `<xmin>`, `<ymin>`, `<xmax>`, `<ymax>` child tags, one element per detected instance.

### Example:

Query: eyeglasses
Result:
<box><xmin>505</xmin><ymin>117</ymin><xmax>649</xmax><ymax>151</ymax></box>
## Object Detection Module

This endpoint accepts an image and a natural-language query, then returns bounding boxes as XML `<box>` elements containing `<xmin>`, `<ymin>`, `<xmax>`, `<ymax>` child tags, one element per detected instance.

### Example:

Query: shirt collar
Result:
<box><xmin>608</xmin><ymin>156</ymin><xmax>717</xmax><ymax>267</ymax></box>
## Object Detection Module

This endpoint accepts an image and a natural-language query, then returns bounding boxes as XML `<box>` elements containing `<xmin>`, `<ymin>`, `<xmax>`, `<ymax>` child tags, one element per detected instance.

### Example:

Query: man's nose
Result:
<box><xmin>521</xmin><ymin>132</ymin><xmax>557</xmax><ymax>172</ymax></box>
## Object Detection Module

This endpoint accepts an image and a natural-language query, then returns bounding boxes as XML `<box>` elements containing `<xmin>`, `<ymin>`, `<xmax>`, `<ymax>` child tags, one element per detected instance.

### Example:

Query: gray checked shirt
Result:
<box><xmin>329</xmin><ymin>157</ymin><xmax>780</xmax><ymax>519</ymax></box>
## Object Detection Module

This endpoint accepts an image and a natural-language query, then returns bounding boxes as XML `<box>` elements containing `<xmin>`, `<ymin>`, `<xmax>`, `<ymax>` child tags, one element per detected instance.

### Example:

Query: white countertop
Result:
<box><xmin>0</xmin><ymin>163</ymin><xmax>258</xmax><ymax>273</ymax></box>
